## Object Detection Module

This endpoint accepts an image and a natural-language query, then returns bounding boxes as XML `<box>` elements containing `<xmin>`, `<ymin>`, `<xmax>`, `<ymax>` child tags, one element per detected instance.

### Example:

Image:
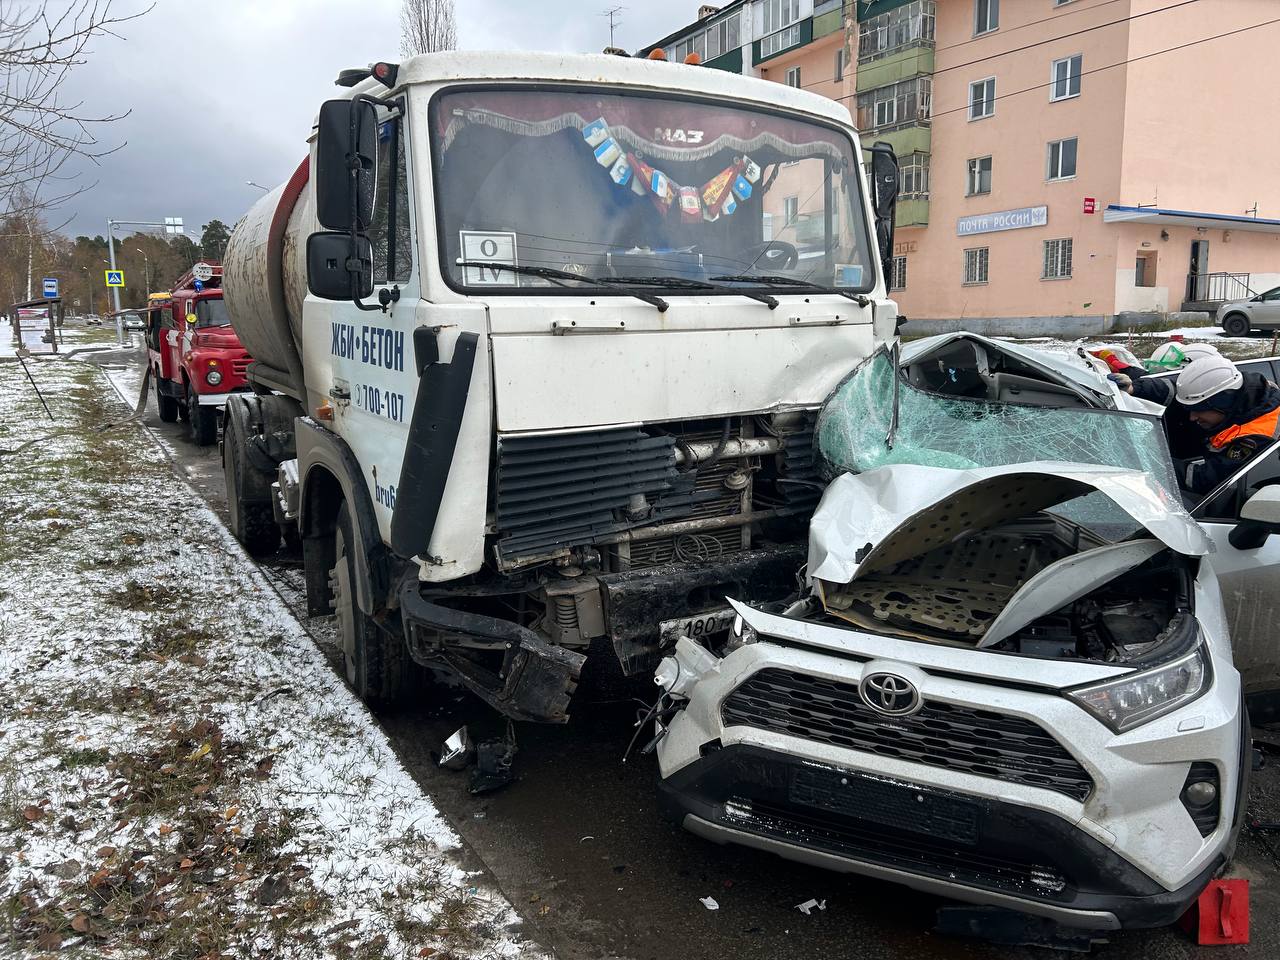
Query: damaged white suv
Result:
<box><xmin>655</xmin><ymin>335</ymin><xmax>1280</xmax><ymax>931</ymax></box>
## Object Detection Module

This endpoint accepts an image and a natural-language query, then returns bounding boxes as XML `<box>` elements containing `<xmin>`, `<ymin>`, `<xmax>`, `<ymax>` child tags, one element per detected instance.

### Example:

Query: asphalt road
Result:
<box><xmin>91</xmin><ymin>344</ymin><xmax>1280</xmax><ymax>960</ymax></box>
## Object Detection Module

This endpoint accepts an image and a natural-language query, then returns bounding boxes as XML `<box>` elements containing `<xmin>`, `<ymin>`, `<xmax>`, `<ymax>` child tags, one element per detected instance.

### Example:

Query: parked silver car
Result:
<box><xmin>1217</xmin><ymin>286</ymin><xmax>1280</xmax><ymax>336</ymax></box>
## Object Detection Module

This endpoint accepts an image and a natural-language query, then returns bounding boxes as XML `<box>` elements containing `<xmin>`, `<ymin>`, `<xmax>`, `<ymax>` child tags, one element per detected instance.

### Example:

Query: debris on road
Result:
<box><xmin>795</xmin><ymin>898</ymin><xmax>827</xmax><ymax>916</ymax></box>
<box><xmin>699</xmin><ymin>896</ymin><xmax>720</xmax><ymax>911</ymax></box>
<box><xmin>470</xmin><ymin>730</ymin><xmax>519</xmax><ymax>795</ymax></box>
<box><xmin>439</xmin><ymin>725</ymin><xmax>475</xmax><ymax>770</ymax></box>
<box><xmin>0</xmin><ymin>357</ymin><xmax>543</xmax><ymax>959</ymax></box>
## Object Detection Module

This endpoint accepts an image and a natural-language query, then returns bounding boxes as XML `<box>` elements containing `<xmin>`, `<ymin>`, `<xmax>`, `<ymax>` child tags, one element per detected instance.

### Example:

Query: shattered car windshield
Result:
<box><xmin>816</xmin><ymin>349</ymin><xmax>1184</xmax><ymax>538</ymax></box>
<box><xmin>430</xmin><ymin>87</ymin><xmax>874</xmax><ymax>291</ymax></box>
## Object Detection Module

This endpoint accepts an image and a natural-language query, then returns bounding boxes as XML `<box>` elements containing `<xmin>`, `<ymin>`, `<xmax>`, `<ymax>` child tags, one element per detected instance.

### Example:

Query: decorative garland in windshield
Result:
<box><xmin>583</xmin><ymin>116</ymin><xmax>760</xmax><ymax>222</ymax></box>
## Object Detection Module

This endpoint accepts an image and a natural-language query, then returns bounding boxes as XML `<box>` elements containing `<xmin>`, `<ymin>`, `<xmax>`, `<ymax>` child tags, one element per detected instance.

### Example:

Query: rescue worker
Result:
<box><xmin>1093</xmin><ymin>341</ymin><xmax>1222</xmax><ymax>405</ymax></box>
<box><xmin>1171</xmin><ymin>354</ymin><xmax>1280</xmax><ymax>494</ymax></box>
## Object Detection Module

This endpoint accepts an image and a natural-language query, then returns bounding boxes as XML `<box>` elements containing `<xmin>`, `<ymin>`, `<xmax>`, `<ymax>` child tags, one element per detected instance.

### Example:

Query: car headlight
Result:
<box><xmin>1067</xmin><ymin>642</ymin><xmax>1211</xmax><ymax>733</ymax></box>
<box><xmin>206</xmin><ymin>369</ymin><xmax>223</xmax><ymax>385</ymax></box>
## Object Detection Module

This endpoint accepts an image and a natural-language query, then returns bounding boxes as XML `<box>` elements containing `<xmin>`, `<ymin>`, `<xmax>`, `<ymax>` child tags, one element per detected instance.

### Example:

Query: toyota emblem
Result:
<box><xmin>859</xmin><ymin>672</ymin><xmax>921</xmax><ymax>716</ymax></box>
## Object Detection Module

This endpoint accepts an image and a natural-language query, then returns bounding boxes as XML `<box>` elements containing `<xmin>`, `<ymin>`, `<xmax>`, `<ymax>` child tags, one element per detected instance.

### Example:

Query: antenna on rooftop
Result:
<box><xmin>601</xmin><ymin>5</ymin><xmax>626</xmax><ymax>48</ymax></box>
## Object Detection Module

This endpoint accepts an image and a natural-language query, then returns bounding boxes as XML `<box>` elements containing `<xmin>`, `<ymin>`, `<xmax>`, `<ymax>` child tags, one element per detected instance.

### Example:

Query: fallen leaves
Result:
<box><xmin>21</xmin><ymin>804</ymin><xmax>43</xmax><ymax>823</ymax></box>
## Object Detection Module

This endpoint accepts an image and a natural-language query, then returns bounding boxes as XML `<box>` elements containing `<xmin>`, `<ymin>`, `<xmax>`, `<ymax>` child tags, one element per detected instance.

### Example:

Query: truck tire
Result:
<box><xmin>188</xmin><ymin>382</ymin><xmax>218</xmax><ymax>446</ymax></box>
<box><xmin>154</xmin><ymin>373</ymin><xmax>178</xmax><ymax>423</ymax></box>
<box><xmin>223</xmin><ymin>403</ymin><xmax>280</xmax><ymax>557</ymax></box>
<box><xmin>330</xmin><ymin>501</ymin><xmax>406</xmax><ymax>708</ymax></box>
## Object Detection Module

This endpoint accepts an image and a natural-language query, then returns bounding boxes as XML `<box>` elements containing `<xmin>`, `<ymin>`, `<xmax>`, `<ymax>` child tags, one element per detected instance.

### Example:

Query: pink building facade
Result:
<box><xmin>644</xmin><ymin>0</ymin><xmax>1280</xmax><ymax>331</ymax></box>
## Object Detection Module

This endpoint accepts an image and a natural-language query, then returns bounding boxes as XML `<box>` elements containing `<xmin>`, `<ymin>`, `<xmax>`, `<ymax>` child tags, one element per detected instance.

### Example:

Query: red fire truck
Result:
<box><xmin>145</xmin><ymin>262</ymin><xmax>252</xmax><ymax>445</ymax></box>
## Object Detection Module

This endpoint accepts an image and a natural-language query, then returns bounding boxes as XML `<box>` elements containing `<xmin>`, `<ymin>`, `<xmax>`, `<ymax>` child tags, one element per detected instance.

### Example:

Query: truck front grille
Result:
<box><xmin>721</xmin><ymin>669</ymin><xmax>1094</xmax><ymax>802</ymax></box>
<box><xmin>495</xmin><ymin>428</ymin><xmax>703</xmax><ymax>566</ymax></box>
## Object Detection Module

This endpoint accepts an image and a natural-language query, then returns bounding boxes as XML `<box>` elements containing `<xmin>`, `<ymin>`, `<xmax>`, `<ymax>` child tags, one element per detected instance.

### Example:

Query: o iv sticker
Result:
<box><xmin>460</xmin><ymin>231</ymin><xmax>518</xmax><ymax>285</ymax></box>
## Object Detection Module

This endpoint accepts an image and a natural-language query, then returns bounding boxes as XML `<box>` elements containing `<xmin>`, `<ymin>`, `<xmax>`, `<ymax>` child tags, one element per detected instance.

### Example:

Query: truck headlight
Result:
<box><xmin>1067</xmin><ymin>642</ymin><xmax>1211</xmax><ymax>733</ymax></box>
<box><xmin>206</xmin><ymin>369</ymin><xmax>223</xmax><ymax>385</ymax></box>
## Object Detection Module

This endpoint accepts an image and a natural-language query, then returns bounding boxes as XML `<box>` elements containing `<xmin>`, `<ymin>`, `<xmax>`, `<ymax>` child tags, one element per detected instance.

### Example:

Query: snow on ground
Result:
<box><xmin>0</xmin><ymin>356</ymin><xmax>545</xmax><ymax>958</ymax></box>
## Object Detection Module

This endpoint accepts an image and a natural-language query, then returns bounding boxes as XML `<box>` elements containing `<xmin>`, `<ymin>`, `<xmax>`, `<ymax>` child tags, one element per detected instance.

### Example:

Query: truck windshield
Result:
<box><xmin>195</xmin><ymin>298</ymin><xmax>229</xmax><ymax>328</ymax></box>
<box><xmin>430</xmin><ymin>87</ymin><xmax>875</xmax><ymax>294</ymax></box>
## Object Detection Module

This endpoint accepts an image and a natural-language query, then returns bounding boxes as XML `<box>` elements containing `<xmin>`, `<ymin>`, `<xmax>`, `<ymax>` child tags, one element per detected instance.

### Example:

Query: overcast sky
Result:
<box><xmin>55</xmin><ymin>0</ymin><xmax>695</xmax><ymax>239</ymax></box>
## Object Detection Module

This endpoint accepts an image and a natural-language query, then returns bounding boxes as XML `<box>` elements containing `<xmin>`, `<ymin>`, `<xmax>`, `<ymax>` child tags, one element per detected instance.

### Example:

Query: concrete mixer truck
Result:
<box><xmin>220</xmin><ymin>51</ymin><xmax>901</xmax><ymax>721</ymax></box>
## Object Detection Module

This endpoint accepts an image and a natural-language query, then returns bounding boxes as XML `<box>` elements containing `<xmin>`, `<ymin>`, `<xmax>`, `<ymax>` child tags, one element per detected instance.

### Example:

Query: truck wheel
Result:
<box><xmin>1223</xmin><ymin>313</ymin><xmax>1250</xmax><ymax>337</ymax></box>
<box><xmin>223</xmin><ymin>404</ymin><xmax>280</xmax><ymax>557</ymax></box>
<box><xmin>330</xmin><ymin>501</ymin><xmax>406</xmax><ymax>708</ymax></box>
<box><xmin>154</xmin><ymin>374</ymin><xmax>178</xmax><ymax>423</ymax></box>
<box><xmin>188</xmin><ymin>383</ymin><xmax>218</xmax><ymax>446</ymax></box>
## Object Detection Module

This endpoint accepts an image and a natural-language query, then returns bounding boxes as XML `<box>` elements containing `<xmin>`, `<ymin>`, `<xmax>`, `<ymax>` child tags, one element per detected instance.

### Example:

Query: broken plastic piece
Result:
<box><xmin>654</xmin><ymin>637</ymin><xmax>721</xmax><ymax>698</ymax></box>
<box><xmin>439</xmin><ymin>726</ymin><xmax>474</xmax><ymax>770</ymax></box>
<box><xmin>795</xmin><ymin>898</ymin><xmax>827</xmax><ymax>915</ymax></box>
<box><xmin>469</xmin><ymin>738</ymin><xmax>517</xmax><ymax>795</ymax></box>
<box><xmin>699</xmin><ymin>896</ymin><xmax>719</xmax><ymax>911</ymax></box>
<box><xmin>1179</xmin><ymin>878</ymin><xmax>1249</xmax><ymax>945</ymax></box>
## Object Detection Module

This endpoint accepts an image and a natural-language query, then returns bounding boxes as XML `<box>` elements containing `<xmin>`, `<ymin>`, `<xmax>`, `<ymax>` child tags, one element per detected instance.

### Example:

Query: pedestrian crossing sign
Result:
<box><xmin>104</xmin><ymin>270</ymin><xmax>124</xmax><ymax>287</ymax></box>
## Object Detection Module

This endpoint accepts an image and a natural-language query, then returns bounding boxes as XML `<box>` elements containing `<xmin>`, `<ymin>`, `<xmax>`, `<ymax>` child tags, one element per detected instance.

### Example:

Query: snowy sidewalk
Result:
<box><xmin>0</xmin><ymin>356</ymin><xmax>544</xmax><ymax>958</ymax></box>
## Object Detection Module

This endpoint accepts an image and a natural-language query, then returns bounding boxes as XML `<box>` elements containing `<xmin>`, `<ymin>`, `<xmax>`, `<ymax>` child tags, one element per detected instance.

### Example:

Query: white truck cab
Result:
<box><xmin>221</xmin><ymin>51</ymin><xmax>901</xmax><ymax>721</ymax></box>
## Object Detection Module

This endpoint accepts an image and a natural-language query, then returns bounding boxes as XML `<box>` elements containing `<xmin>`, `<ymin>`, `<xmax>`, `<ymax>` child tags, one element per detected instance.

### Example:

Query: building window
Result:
<box><xmin>859</xmin><ymin>1</ymin><xmax>936</xmax><ymax>62</ymax></box>
<box><xmin>834</xmin><ymin>47</ymin><xmax>845</xmax><ymax>81</ymax></box>
<box><xmin>964</xmin><ymin>247</ymin><xmax>990</xmax><ymax>285</ymax></box>
<box><xmin>785</xmin><ymin>66</ymin><xmax>801</xmax><ymax>88</ymax></box>
<box><xmin>670</xmin><ymin>10</ymin><xmax>741</xmax><ymax>62</ymax></box>
<box><xmin>1043</xmin><ymin>238</ymin><xmax>1073</xmax><ymax>279</ymax></box>
<box><xmin>761</xmin><ymin>0</ymin><xmax>801</xmax><ymax>57</ymax></box>
<box><xmin>857</xmin><ymin>77</ymin><xmax>932</xmax><ymax>133</ymax></box>
<box><xmin>1054</xmin><ymin>0</ymin><xmax>1075</xmax><ymax>6</ymax></box>
<box><xmin>783</xmin><ymin>195</ymin><xmax>799</xmax><ymax>226</ymax></box>
<box><xmin>706</xmin><ymin>12</ymin><xmax>741</xmax><ymax>59</ymax></box>
<box><xmin>1051</xmin><ymin>54</ymin><xmax>1082</xmax><ymax>101</ymax></box>
<box><xmin>890</xmin><ymin>255</ymin><xmax>907</xmax><ymax>291</ymax></box>
<box><xmin>974</xmin><ymin>0</ymin><xmax>999</xmax><ymax>35</ymax></box>
<box><xmin>966</xmin><ymin>155</ymin><xmax>992</xmax><ymax>196</ymax></box>
<box><xmin>1047</xmin><ymin>136</ymin><xmax>1078</xmax><ymax>179</ymax></box>
<box><xmin>898</xmin><ymin>151</ymin><xmax>930</xmax><ymax>200</ymax></box>
<box><xmin>969</xmin><ymin>77</ymin><xmax>995</xmax><ymax>120</ymax></box>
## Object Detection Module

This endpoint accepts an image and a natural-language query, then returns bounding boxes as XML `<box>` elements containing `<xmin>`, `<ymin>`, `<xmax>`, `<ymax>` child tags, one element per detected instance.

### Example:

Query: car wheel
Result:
<box><xmin>329</xmin><ymin>501</ymin><xmax>407</xmax><ymax>708</ymax></box>
<box><xmin>154</xmin><ymin>374</ymin><xmax>178</xmax><ymax>423</ymax></box>
<box><xmin>188</xmin><ymin>383</ymin><xmax>218</xmax><ymax>446</ymax></box>
<box><xmin>1223</xmin><ymin>313</ymin><xmax>1250</xmax><ymax>337</ymax></box>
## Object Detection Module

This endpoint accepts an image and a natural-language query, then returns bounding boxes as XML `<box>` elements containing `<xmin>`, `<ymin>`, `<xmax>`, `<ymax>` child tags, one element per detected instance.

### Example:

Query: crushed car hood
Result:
<box><xmin>809</xmin><ymin>461</ymin><xmax>1213</xmax><ymax>588</ymax></box>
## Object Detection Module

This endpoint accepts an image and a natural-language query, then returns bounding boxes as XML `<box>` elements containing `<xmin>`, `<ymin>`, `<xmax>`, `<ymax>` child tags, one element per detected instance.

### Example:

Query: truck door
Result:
<box><xmin>1192</xmin><ymin>439</ymin><xmax>1280</xmax><ymax>694</ymax></box>
<box><xmin>308</xmin><ymin>105</ymin><xmax>421</xmax><ymax>540</ymax></box>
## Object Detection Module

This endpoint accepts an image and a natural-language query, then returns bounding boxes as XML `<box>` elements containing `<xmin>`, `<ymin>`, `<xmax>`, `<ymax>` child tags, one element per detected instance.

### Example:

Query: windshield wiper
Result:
<box><xmin>598</xmin><ymin>275</ymin><xmax>778</xmax><ymax>310</ymax></box>
<box><xmin>456</xmin><ymin>261</ymin><xmax>668</xmax><ymax>312</ymax></box>
<box><xmin>712</xmin><ymin>274</ymin><xmax>871</xmax><ymax>307</ymax></box>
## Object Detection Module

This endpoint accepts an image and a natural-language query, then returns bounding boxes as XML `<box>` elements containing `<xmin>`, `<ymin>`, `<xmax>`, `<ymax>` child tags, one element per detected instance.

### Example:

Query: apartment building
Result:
<box><xmin>642</xmin><ymin>0</ymin><xmax>1280</xmax><ymax>330</ymax></box>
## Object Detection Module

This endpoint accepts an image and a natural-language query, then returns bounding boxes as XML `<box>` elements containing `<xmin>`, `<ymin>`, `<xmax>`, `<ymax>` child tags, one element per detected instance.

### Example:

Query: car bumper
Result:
<box><xmin>194</xmin><ymin>387</ymin><xmax>251</xmax><ymax>407</ymax></box>
<box><xmin>656</xmin><ymin>632</ymin><xmax>1245</xmax><ymax>929</ymax></box>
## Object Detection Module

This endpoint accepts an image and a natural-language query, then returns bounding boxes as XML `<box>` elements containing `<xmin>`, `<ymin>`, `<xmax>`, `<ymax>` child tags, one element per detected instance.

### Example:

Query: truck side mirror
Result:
<box><xmin>306</xmin><ymin>232</ymin><xmax>374</xmax><ymax>301</ymax></box>
<box><xmin>869</xmin><ymin>142</ymin><xmax>898</xmax><ymax>286</ymax></box>
<box><xmin>1229</xmin><ymin>485</ymin><xmax>1280</xmax><ymax>550</ymax></box>
<box><xmin>315</xmin><ymin>98</ymin><xmax>378</xmax><ymax>232</ymax></box>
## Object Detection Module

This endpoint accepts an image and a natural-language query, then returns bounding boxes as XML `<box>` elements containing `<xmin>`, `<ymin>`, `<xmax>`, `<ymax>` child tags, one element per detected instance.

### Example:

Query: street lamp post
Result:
<box><xmin>106</xmin><ymin>217</ymin><xmax>183</xmax><ymax>313</ymax></box>
<box><xmin>135</xmin><ymin>248</ymin><xmax>151</xmax><ymax>297</ymax></box>
<box><xmin>81</xmin><ymin>266</ymin><xmax>92</xmax><ymax>317</ymax></box>
<box><xmin>246</xmin><ymin>180</ymin><xmax>270</xmax><ymax>193</ymax></box>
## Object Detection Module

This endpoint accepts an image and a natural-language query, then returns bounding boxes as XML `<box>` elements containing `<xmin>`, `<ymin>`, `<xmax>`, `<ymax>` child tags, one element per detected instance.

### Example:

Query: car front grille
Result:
<box><xmin>722</xmin><ymin>792</ymin><xmax>1070</xmax><ymax>899</ymax></box>
<box><xmin>721</xmin><ymin>668</ymin><xmax>1094</xmax><ymax>802</ymax></box>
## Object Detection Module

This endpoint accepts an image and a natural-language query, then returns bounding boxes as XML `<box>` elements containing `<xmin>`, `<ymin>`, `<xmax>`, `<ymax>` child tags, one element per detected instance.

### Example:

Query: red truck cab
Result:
<box><xmin>145</xmin><ymin>262</ymin><xmax>252</xmax><ymax>445</ymax></box>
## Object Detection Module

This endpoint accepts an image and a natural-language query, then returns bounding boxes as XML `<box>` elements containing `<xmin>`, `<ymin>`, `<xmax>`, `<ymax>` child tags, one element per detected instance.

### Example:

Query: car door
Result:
<box><xmin>1191</xmin><ymin>438</ymin><xmax>1280</xmax><ymax>695</ymax></box>
<box><xmin>1250</xmin><ymin>286</ymin><xmax>1280</xmax><ymax>329</ymax></box>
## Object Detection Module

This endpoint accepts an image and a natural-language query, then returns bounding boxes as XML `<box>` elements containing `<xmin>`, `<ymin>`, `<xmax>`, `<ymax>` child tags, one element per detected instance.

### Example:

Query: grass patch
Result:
<box><xmin>106</xmin><ymin>579</ymin><xmax>182</xmax><ymax>612</ymax></box>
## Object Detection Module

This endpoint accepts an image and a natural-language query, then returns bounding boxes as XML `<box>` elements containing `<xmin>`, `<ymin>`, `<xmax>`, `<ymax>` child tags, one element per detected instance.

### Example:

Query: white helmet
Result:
<box><xmin>1175</xmin><ymin>354</ymin><xmax>1244</xmax><ymax>406</ymax></box>
<box><xmin>1149</xmin><ymin>340</ymin><xmax>1220</xmax><ymax>370</ymax></box>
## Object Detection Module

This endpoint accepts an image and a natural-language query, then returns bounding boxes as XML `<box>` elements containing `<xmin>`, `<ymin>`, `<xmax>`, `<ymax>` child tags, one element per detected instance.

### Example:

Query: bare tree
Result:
<box><xmin>399</xmin><ymin>0</ymin><xmax>457</xmax><ymax>57</ymax></box>
<box><xmin>1</xmin><ymin>1</ymin><xmax>151</xmax><ymax>226</ymax></box>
